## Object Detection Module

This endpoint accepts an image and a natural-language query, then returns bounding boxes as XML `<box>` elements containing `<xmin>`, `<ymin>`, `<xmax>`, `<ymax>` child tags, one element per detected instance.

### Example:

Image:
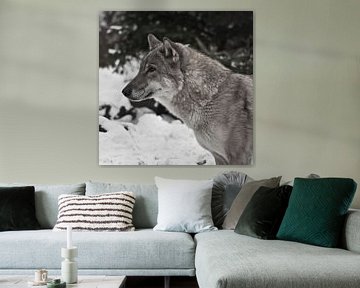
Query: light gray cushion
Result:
<box><xmin>0</xmin><ymin>183</ymin><xmax>85</xmax><ymax>228</ymax></box>
<box><xmin>85</xmin><ymin>181</ymin><xmax>158</xmax><ymax>229</ymax></box>
<box><xmin>195</xmin><ymin>230</ymin><xmax>360</xmax><ymax>288</ymax></box>
<box><xmin>0</xmin><ymin>229</ymin><xmax>195</xmax><ymax>271</ymax></box>
<box><xmin>283</xmin><ymin>173</ymin><xmax>320</xmax><ymax>186</ymax></box>
<box><xmin>342</xmin><ymin>209</ymin><xmax>360</xmax><ymax>253</ymax></box>
<box><xmin>222</xmin><ymin>176</ymin><xmax>281</xmax><ymax>229</ymax></box>
<box><xmin>154</xmin><ymin>177</ymin><xmax>216</xmax><ymax>233</ymax></box>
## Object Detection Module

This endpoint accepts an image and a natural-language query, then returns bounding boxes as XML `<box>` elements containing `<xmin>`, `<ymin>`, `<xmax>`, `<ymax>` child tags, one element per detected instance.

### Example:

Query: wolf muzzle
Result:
<box><xmin>122</xmin><ymin>84</ymin><xmax>148</xmax><ymax>101</ymax></box>
<box><xmin>122</xmin><ymin>85</ymin><xmax>132</xmax><ymax>97</ymax></box>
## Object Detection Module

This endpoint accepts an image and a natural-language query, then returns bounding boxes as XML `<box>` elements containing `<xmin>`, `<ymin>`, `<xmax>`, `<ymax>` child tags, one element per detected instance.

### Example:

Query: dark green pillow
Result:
<box><xmin>235</xmin><ymin>185</ymin><xmax>292</xmax><ymax>239</ymax></box>
<box><xmin>0</xmin><ymin>186</ymin><xmax>41</xmax><ymax>231</ymax></box>
<box><xmin>277</xmin><ymin>178</ymin><xmax>357</xmax><ymax>247</ymax></box>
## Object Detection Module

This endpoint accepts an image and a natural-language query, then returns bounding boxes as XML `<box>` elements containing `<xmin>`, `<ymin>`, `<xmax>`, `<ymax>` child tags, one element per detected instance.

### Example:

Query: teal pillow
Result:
<box><xmin>277</xmin><ymin>178</ymin><xmax>357</xmax><ymax>247</ymax></box>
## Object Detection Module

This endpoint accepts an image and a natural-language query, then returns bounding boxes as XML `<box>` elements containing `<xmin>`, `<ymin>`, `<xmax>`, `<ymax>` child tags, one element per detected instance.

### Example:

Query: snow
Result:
<box><xmin>99</xmin><ymin>66</ymin><xmax>215</xmax><ymax>165</ymax></box>
<box><xmin>109</xmin><ymin>25</ymin><xmax>122</xmax><ymax>30</ymax></box>
<box><xmin>98</xmin><ymin>65</ymin><xmax>135</xmax><ymax>116</ymax></box>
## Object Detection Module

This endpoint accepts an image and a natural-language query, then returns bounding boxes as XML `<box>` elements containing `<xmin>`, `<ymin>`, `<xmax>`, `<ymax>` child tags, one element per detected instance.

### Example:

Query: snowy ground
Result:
<box><xmin>99</xmin><ymin>66</ymin><xmax>215</xmax><ymax>165</ymax></box>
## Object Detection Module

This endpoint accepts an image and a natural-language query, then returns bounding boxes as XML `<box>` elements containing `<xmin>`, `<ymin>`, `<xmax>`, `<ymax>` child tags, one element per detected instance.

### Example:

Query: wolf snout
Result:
<box><xmin>122</xmin><ymin>85</ymin><xmax>132</xmax><ymax>97</ymax></box>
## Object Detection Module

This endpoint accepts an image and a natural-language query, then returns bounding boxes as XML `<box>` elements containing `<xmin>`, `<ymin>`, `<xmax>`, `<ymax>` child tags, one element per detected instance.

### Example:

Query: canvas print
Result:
<box><xmin>99</xmin><ymin>11</ymin><xmax>253</xmax><ymax>165</ymax></box>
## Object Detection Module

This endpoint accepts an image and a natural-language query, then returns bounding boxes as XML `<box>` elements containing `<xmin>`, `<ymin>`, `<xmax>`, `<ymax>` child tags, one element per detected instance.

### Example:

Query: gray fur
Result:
<box><xmin>122</xmin><ymin>34</ymin><xmax>253</xmax><ymax>165</ymax></box>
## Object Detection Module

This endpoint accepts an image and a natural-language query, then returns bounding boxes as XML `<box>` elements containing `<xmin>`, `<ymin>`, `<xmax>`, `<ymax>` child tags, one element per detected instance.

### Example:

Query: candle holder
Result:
<box><xmin>61</xmin><ymin>247</ymin><xmax>78</xmax><ymax>284</ymax></box>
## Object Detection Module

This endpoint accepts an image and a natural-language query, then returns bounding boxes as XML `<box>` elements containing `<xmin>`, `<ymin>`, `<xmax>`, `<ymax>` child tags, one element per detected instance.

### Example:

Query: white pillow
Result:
<box><xmin>154</xmin><ymin>177</ymin><xmax>217</xmax><ymax>233</ymax></box>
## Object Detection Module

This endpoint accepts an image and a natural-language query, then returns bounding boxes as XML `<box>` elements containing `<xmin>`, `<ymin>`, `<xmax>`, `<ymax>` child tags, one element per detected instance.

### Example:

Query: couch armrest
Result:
<box><xmin>342</xmin><ymin>209</ymin><xmax>360</xmax><ymax>253</ymax></box>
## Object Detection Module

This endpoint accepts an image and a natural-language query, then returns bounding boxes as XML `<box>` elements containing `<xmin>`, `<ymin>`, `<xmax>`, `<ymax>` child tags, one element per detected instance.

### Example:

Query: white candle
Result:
<box><xmin>67</xmin><ymin>225</ymin><xmax>72</xmax><ymax>249</ymax></box>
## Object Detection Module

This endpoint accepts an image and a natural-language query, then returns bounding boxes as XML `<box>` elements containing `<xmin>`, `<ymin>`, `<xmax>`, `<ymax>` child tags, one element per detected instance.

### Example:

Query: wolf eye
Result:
<box><xmin>147</xmin><ymin>66</ymin><xmax>156</xmax><ymax>73</ymax></box>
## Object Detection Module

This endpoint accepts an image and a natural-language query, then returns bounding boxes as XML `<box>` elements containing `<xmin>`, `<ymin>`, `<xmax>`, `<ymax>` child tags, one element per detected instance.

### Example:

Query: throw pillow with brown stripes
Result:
<box><xmin>53</xmin><ymin>192</ymin><xmax>135</xmax><ymax>231</ymax></box>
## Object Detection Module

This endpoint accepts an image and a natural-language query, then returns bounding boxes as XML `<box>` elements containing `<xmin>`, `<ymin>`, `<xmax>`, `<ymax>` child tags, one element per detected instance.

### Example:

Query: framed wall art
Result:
<box><xmin>99</xmin><ymin>11</ymin><xmax>253</xmax><ymax>165</ymax></box>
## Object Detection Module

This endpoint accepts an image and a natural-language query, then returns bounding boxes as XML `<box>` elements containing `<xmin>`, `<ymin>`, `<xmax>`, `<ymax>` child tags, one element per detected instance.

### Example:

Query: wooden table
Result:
<box><xmin>0</xmin><ymin>275</ymin><xmax>126</xmax><ymax>288</ymax></box>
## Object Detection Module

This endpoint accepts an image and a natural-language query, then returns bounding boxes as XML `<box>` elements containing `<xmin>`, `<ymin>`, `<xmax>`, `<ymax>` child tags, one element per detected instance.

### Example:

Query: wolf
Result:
<box><xmin>122</xmin><ymin>34</ymin><xmax>253</xmax><ymax>165</ymax></box>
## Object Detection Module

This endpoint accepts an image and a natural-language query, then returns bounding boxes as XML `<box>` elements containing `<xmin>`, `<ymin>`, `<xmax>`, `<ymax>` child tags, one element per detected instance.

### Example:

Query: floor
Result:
<box><xmin>126</xmin><ymin>276</ymin><xmax>199</xmax><ymax>288</ymax></box>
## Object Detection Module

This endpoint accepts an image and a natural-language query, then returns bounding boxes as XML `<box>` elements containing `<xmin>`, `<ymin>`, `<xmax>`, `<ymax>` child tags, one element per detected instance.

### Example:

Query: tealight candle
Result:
<box><xmin>67</xmin><ymin>225</ymin><xmax>72</xmax><ymax>249</ymax></box>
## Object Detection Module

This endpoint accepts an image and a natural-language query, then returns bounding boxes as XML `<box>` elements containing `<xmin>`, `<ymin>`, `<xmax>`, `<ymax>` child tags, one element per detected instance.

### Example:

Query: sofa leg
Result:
<box><xmin>164</xmin><ymin>276</ymin><xmax>170</xmax><ymax>288</ymax></box>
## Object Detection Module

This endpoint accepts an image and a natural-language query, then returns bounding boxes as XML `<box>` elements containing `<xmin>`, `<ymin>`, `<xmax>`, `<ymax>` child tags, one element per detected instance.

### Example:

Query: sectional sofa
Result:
<box><xmin>0</xmin><ymin>180</ymin><xmax>360</xmax><ymax>288</ymax></box>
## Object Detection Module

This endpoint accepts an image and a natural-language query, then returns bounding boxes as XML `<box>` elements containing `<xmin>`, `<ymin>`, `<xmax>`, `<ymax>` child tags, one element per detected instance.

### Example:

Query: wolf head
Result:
<box><xmin>122</xmin><ymin>34</ymin><xmax>186</xmax><ymax>104</ymax></box>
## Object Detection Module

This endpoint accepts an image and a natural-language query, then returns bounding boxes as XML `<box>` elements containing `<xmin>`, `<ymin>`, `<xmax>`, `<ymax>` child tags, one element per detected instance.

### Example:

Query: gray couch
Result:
<box><xmin>1</xmin><ymin>181</ymin><xmax>360</xmax><ymax>288</ymax></box>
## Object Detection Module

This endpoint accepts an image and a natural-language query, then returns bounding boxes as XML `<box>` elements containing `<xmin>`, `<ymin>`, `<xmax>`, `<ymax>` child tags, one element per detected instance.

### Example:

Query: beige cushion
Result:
<box><xmin>222</xmin><ymin>177</ymin><xmax>281</xmax><ymax>229</ymax></box>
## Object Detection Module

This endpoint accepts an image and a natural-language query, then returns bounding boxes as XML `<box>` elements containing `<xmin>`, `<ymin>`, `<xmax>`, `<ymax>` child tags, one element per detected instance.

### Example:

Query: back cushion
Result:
<box><xmin>0</xmin><ymin>183</ymin><xmax>86</xmax><ymax>228</ymax></box>
<box><xmin>86</xmin><ymin>182</ymin><xmax>158</xmax><ymax>229</ymax></box>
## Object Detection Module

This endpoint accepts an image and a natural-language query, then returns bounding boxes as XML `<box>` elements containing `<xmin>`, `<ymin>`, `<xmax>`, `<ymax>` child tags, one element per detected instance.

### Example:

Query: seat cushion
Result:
<box><xmin>195</xmin><ymin>230</ymin><xmax>360</xmax><ymax>288</ymax></box>
<box><xmin>0</xmin><ymin>229</ymin><xmax>195</xmax><ymax>270</ymax></box>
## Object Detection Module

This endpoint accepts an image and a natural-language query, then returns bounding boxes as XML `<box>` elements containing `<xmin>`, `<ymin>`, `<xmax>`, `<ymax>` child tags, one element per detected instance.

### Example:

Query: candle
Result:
<box><xmin>67</xmin><ymin>225</ymin><xmax>72</xmax><ymax>249</ymax></box>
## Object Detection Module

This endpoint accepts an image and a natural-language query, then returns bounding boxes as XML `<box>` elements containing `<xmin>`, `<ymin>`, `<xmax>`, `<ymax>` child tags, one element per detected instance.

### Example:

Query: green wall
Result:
<box><xmin>0</xmin><ymin>0</ymin><xmax>359</xmax><ymax>207</ymax></box>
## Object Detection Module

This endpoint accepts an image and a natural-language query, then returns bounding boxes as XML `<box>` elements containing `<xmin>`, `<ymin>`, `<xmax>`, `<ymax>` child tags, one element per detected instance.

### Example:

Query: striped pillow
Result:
<box><xmin>53</xmin><ymin>192</ymin><xmax>135</xmax><ymax>231</ymax></box>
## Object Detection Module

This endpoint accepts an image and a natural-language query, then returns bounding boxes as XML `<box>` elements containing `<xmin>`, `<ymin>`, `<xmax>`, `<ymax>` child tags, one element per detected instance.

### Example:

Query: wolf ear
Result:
<box><xmin>148</xmin><ymin>34</ymin><xmax>162</xmax><ymax>50</ymax></box>
<box><xmin>162</xmin><ymin>37</ymin><xmax>179</xmax><ymax>62</ymax></box>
